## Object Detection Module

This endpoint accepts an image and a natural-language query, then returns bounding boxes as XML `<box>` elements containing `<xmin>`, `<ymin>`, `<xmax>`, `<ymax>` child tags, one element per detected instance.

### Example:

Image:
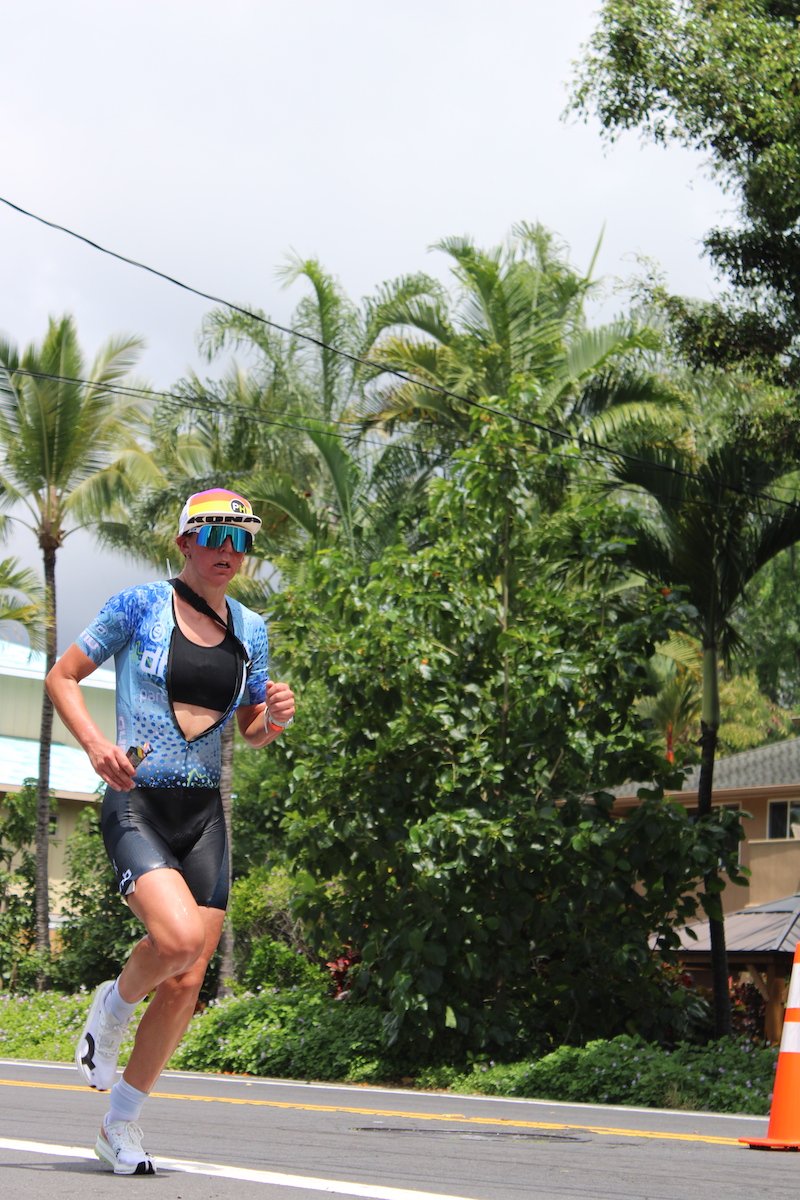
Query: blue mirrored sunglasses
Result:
<box><xmin>194</xmin><ymin>524</ymin><xmax>253</xmax><ymax>553</ymax></box>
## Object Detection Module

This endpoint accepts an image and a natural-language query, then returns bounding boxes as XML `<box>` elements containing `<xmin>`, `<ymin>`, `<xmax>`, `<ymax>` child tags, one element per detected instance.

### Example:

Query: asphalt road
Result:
<box><xmin>0</xmin><ymin>1058</ymin><xmax>797</xmax><ymax>1200</ymax></box>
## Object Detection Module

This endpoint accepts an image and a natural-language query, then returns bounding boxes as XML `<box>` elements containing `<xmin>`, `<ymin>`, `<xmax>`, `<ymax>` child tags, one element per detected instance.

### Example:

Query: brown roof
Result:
<box><xmin>615</xmin><ymin>735</ymin><xmax>800</xmax><ymax>799</ymax></box>
<box><xmin>681</xmin><ymin>737</ymin><xmax>800</xmax><ymax>792</ymax></box>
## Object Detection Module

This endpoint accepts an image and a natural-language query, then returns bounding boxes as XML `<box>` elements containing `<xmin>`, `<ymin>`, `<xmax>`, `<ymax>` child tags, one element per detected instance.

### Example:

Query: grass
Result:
<box><xmin>0</xmin><ymin>988</ymin><xmax>143</xmax><ymax>1066</ymax></box>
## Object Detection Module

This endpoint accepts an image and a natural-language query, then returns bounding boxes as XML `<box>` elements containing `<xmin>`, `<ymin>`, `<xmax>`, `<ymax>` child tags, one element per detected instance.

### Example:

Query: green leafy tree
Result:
<box><xmin>0</xmin><ymin>316</ymin><xmax>151</xmax><ymax>957</ymax></box>
<box><xmin>0</xmin><ymin>781</ymin><xmax>37</xmax><ymax>990</ymax></box>
<box><xmin>572</xmin><ymin>0</ymin><xmax>800</xmax><ymax>381</ymax></box>
<box><xmin>718</xmin><ymin>671</ymin><xmax>794</xmax><ymax>752</ymax></box>
<box><xmin>49</xmin><ymin>807</ymin><xmax>140</xmax><ymax>991</ymax></box>
<box><xmin>238</xmin><ymin>416</ymin><xmax>738</xmax><ymax>1057</ymax></box>
<box><xmin>736</xmin><ymin>545</ymin><xmax>800</xmax><ymax>706</ymax></box>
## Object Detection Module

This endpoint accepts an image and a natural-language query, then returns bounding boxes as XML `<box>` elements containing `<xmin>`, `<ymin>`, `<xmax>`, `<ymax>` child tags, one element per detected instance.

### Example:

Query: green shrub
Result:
<box><xmin>227</xmin><ymin>864</ymin><xmax>320</xmax><ymax>992</ymax></box>
<box><xmin>238</xmin><ymin>936</ymin><xmax>328</xmax><ymax>993</ymax></box>
<box><xmin>48</xmin><ymin>808</ymin><xmax>141</xmax><ymax>992</ymax></box>
<box><xmin>420</xmin><ymin>1034</ymin><xmax>777</xmax><ymax>1114</ymax></box>
<box><xmin>0</xmin><ymin>989</ymin><xmax>142</xmax><ymax>1064</ymax></box>
<box><xmin>171</xmin><ymin>987</ymin><xmax>389</xmax><ymax>1083</ymax></box>
<box><xmin>0</xmin><ymin>988</ymin><xmax>777</xmax><ymax>1117</ymax></box>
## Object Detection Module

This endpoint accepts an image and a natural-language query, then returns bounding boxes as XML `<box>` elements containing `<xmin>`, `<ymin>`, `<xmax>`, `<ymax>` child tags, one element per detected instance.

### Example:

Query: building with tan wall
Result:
<box><xmin>613</xmin><ymin>737</ymin><xmax>800</xmax><ymax>913</ymax></box>
<box><xmin>615</xmin><ymin>739</ymin><xmax>800</xmax><ymax>1040</ymax></box>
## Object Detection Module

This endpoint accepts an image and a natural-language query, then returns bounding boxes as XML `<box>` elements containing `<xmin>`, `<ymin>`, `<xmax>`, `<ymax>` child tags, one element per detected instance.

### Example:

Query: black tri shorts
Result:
<box><xmin>101</xmin><ymin>785</ymin><xmax>229</xmax><ymax>910</ymax></box>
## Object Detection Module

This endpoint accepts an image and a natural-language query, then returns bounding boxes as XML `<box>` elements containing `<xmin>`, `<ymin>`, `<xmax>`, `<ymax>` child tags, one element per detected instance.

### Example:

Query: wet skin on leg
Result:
<box><xmin>115</xmin><ymin>867</ymin><xmax>225</xmax><ymax>1093</ymax></box>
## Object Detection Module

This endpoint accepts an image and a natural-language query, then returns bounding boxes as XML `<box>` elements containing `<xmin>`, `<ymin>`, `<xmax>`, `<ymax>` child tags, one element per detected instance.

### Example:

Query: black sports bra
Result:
<box><xmin>169</xmin><ymin>623</ymin><xmax>242</xmax><ymax>713</ymax></box>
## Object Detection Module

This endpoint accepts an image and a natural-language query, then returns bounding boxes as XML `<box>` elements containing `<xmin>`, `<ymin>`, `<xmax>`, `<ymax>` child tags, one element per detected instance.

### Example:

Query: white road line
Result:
<box><xmin>0</xmin><ymin>1136</ymin><xmax>477</xmax><ymax>1200</ymax></box>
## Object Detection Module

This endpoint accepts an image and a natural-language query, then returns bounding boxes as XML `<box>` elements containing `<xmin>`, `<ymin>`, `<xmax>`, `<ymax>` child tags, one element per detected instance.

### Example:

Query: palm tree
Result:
<box><xmin>200</xmin><ymin>252</ymin><xmax>361</xmax><ymax>424</ymax></box>
<box><xmin>637</xmin><ymin>653</ymin><xmax>701</xmax><ymax>765</ymax></box>
<box><xmin>247</xmin><ymin>428</ymin><xmax>433</xmax><ymax>566</ymax></box>
<box><xmin>357</xmin><ymin>224</ymin><xmax>680</xmax><ymax>463</ymax></box>
<box><xmin>196</xmin><ymin>257</ymin><xmax>436</xmax><ymax>564</ymax></box>
<box><xmin>605</xmin><ymin>420</ymin><xmax>800</xmax><ymax>1035</ymax></box>
<box><xmin>0</xmin><ymin>316</ymin><xmax>151</xmax><ymax>957</ymax></box>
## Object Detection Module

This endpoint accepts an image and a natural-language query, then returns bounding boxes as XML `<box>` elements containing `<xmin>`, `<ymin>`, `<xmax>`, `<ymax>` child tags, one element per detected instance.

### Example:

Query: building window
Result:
<box><xmin>768</xmin><ymin>801</ymin><xmax>800</xmax><ymax>840</ymax></box>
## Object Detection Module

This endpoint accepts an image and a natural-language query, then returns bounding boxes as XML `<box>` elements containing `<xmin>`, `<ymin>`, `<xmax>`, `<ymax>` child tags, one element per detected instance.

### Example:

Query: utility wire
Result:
<box><xmin>3</xmin><ymin>195</ymin><xmax>800</xmax><ymax>512</ymax></box>
<box><xmin>6</xmin><ymin>366</ymin><xmax>587</xmax><ymax>479</ymax></box>
<box><xmin>0</xmin><ymin>196</ymin><xmax>728</xmax><ymax>448</ymax></box>
<box><xmin>8</xmin><ymin>366</ymin><xmax>370</xmax><ymax>444</ymax></box>
<box><xmin>5</xmin><ymin>366</ymin><xmax>796</xmax><ymax>517</ymax></box>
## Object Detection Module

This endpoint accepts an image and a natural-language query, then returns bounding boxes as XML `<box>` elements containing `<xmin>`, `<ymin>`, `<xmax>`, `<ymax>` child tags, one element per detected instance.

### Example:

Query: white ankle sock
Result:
<box><xmin>105</xmin><ymin>977</ymin><xmax>139</xmax><ymax>1025</ymax></box>
<box><xmin>106</xmin><ymin>1077</ymin><xmax>148</xmax><ymax>1125</ymax></box>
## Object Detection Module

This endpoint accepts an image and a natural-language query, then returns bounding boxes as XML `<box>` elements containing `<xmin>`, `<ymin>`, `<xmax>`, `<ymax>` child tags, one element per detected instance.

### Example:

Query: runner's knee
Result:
<box><xmin>147</xmin><ymin>920</ymin><xmax>206</xmax><ymax>974</ymax></box>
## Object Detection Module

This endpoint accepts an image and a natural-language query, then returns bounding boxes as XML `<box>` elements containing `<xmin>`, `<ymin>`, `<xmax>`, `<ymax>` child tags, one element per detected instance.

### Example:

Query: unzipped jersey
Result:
<box><xmin>77</xmin><ymin>581</ymin><xmax>269</xmax><ymax>788</ymax></box>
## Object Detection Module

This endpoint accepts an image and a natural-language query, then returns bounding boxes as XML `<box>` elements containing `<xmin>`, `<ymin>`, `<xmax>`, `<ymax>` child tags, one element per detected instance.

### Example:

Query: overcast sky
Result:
<box><xmin>1</xmin><ymin>0</ymin><xmax>728</xmax><ymax>649</ymax></box>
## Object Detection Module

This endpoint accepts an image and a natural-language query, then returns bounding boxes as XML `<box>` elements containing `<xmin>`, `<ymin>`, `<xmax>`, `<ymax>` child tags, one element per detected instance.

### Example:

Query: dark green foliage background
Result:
<box><xmin>48</xmin><ymin>807</ymin><xmax>142</xmax><ymax>992</ymax></box>
<box><xmin>0</xmin><ymin>782</ymin><xmax>37</xmax><ymax>990</ymax></box>
<box><xmin>233</xmin><ymin>428</ymin><xmax>744</xmax><ymax>1059</ymax></box>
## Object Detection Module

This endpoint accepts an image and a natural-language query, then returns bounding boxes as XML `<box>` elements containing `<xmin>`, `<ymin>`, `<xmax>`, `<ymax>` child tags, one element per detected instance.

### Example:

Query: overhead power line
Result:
<box><xmin>6</xmin><ymin>366</ymin><xmax>799</xmax><ymax>517</ymax></box>
<box><xmin>2</xmin><ymin>195</ymin><xmax>800</xmax><ymax>514</ymax></box>
<box><xmin>0</xmin><ymin>194</ymin><xmax>697</xmax><ymax>445</ymax></box>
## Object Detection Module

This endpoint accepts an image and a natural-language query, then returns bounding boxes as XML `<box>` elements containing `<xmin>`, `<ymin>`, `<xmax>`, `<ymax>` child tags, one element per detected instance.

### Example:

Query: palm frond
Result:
<box><xmin>252</xmin><ymin>483</ymin><xmax>323</xmax><ymax>542</ymax></box>
<box><xmin>0</xmin><ymin>555</ymin><xmax>45</xmax><ymax>649</ymax></box>
<box><xmin>362</xmin><ymin>274</ymin><xmax>452</xmax><ymax>349</ymax></box>
<box><xmin>654</xmin><ymin>633</ymin><xmax>703</xmax><ymax>672</ymax></box>
<box><xmin>305</xmin><ymin>428</ymin><xmax>362</xmax><ymax>536</ymax></box>
<box><xmin>568</xmin><ymin>322</ymin><xmax>660</xmax><ymax>380</ymax></box>
<box><xmin>198</xmin><ymin>306</ymin><xmax>295</xmax><ymax>365</ymax></box>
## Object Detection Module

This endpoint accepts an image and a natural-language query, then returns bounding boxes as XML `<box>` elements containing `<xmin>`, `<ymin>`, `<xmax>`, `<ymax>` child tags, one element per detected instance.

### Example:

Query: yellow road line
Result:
<box><xmin>0</xmin><ymin>1077</ymin><xmax>743</xmax><ymax>1146</ymax></box>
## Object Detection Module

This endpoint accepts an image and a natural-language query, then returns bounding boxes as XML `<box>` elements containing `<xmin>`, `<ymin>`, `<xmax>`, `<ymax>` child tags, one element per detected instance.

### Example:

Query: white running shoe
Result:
<box><xmin>95</xmin><ymin>1120</ymin><xmax>156</xmax><ymax>1176</ymax></box>
<box><xmin>75</xmin><ymin>980</ymin><xmax>126</xmax><ymax>1090</ymax></box>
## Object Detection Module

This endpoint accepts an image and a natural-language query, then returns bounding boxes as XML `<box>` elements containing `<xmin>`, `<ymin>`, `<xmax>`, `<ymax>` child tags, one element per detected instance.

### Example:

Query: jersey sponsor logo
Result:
<box><xmin>151</xmin><ymin>619</ymin><xmax>167</xmax><ymax>643</ymax></box>
<box><xmin>140</xmin><ymin>646</ymin><xmax>169</xmax><ymax>678</ymax></box>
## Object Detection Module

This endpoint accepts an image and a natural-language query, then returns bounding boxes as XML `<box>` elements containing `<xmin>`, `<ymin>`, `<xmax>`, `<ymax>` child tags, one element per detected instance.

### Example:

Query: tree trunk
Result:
<box><xmin>500</xmin><ymin>497</ymin><xmax>511</xmax><ymax>749</ymax></box>
<box><xmin>216</xmin><ymin>719</ymin><xmax>236</xmax><ymax>997</ymax></box>
<box><xmin>35</xmin><ymin>544</ymin><xmax>57</xmax><ymax>975</ymax></box>
<box><xmin>698</xmin><ymin>645</ymin><xmax>731</xmax><ymax>1037</ymax></box>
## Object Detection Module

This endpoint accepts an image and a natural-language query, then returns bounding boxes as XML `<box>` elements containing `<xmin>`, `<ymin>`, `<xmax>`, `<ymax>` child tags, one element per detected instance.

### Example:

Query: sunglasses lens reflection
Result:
<box><xmin>195</xmin><ymin>525</ymin><xmax>252</xmax><ymax>553</ymax></box>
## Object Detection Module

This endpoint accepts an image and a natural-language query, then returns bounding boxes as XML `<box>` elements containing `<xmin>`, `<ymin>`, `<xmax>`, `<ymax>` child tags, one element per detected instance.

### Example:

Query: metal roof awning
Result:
<box><xmin>0</xmin><ymin>734</ymin><xmax>103</xmax><ymax>798</ymax></box>
<box><xmin>673</xmin><ymin>896</ymin><xmax>800</xmax><ymax>957</ymax></box>
<box><xmin>661</xmin><ymin>895</ymin><xmax>800</xmax><ymax>1044</ymax></box>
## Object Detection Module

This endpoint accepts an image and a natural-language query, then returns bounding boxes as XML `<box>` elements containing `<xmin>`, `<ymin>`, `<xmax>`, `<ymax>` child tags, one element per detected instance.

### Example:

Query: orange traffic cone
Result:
<box><xmin>742</xmin><ymin>943</ymin><xmax>800</xmax><ymax>1150</ymax></box>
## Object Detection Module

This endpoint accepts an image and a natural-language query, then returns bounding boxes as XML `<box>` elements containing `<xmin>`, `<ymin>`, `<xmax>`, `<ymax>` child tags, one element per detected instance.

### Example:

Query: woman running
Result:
<box><xmin>46</xmin><ymin>488</ymin><xmax>295</xmax><ymax>1176</ymax></box>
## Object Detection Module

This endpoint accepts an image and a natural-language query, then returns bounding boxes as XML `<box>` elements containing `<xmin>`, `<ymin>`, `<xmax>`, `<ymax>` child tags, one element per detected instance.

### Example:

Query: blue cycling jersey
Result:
<box><xmin>77</xmin><ymin>581</ymin><xmax>269</xmax><ymax>788</ymax></box>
